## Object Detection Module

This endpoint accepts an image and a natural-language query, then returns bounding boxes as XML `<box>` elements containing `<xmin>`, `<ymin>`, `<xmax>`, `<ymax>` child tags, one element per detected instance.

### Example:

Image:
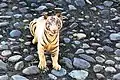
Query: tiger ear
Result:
<box><xmin>56</xmin><ymin>13</ymin><xmax>62</xmax><ymax>17</ymax></box>
<box><xmin>43</xmin><ymin>14</ymin><xmax>48</xmax><ymax>19</ymax></box>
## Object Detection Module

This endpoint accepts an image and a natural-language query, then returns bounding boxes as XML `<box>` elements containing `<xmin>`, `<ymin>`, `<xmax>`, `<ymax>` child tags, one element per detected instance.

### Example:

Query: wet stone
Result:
<box><xmin>36</xmin><ymin>6</ymin><xmax>47</xmax><ymax>11</ymax></box>
<box><xmin>14</xmin><ymin>61</ymin><xmax>24</xmax><ymax>70</ymax></box>
<box><xmin>113</xmin><ymin>73</ymin><xmax>120</xmax><ymax>80</ymax></box>
<box><xmin>96</xmin><ymin>56</ymin><xmax>105</xmax><ymax>63</ymax></box>
<box><xmin>0</xmin><ymin>74</ymin><xmax>8</xmax><ymax>80</ymax></box>
<box><xmin>48</xmin><ymin>74</ymin><xmax>57</xmax><ymax>80</ymax></box>
<box><xmin>10</xmin><ymin>30</ymin><xmax>22</xmax><ymax>37</ymax></box>
<box><xmin>82</xmin><ymin>43</ymin><xmax>90</xmax><ymax>49</ymax></box>
<box><xmin>114</xmin><ymin>49</ymin><xmax>120</xmax><ymax>56</ymax></box>
<box><xmin>85</xmin><ymin>49</ymin><xmax>96</xmax><ymax>54</ymax></box>
<box><xmin>96</xmin><ymin>73</ymin><xmax>105</xmax><ymax>79</ymax></box>
<box><xmin>11</xmin><ymin>75</ymin><xmax>29</xmax><ymax>80</ymax></box>
<box><xmin>24</xmin><ymin>55</ymin><xmax>34</xmax><ymax>61</ymax></box>
<box><xmin>73</xmin><ymin>58</ymin><xmax>90</xmax><ymax>69</ymax></box>
<box><xmin>100</xmin><ymin>10</ymin><xmax>109</xmax><ymax>18</ymax></box>
<box><xmin>103</xmin><ymin>1</ymin><xmax>113</xmax><ymax>7</ymax></box>
<box><xmin>68</xmin><ymin>5</ymin><xmax>77</xmax><ymax>10</ymax></box>
<box><xmin>74</xmin><ymin>0</ymin><xmax>85</xmax><ymax>7</ymax></box>
<box><xmin>93</xmin><ymin>64</ymin><xmax>104</xmax><ymax>72</ymax></box>
<box><xmin>60</xmin><ymin>57</ymin><xmax>73</xmax><ymax>69</ymax></box>
<box><xmin>1</xmin><ymin>50</ymin><xmax>12</xmax><ymax>57</ymax></box>
<box><xmin>68</xmin><ymin>70</ymin><xmax>88</xmax><ymax>80</ymax></box>
<box><xmin>79</xmin><ymin>54</ymin><xmax>96</xmax><ymax>62</ymax></box>
<box><xmin>22</xmin><ymin>66</ymin><xmax>40</xmax><ymax>75</ymax></box>
<box><xmin>0</xmin><ymin>45</ymin><xmax>8</xmax><ymax>50</ymax></box>
<box><xmin>51</xmin><ymin>68</ymin><xmax>67</xmax><ymax>77</ymax></box>
<box><xmin>73</xmin><ymin>33</ymin><xmax>86</xmax><ymax>40</ymax></box>
<box><xmin>116</xmin><ymin>43</ymin><xmax>120</xmax><ymax>48</ymax></box>
<box><xmin>0</xmin><ymin>22</ymin><xmax>9</xmax><ymax>27</ymax></box>
<box><xmin>0</xmin><ymin>3</ymin><xmax>8</xmax><ymax>8</ymax></box>
<box><xmin>109</xmin><ymin>33</ymin><xmax>120</xmax><ymax>41</ymax></box>
<box><xmin>105</xmin><ymin>67</ymin><xmax>116</xmax><ymax>73</ymax></box>
<box><xmin>0</xmin><ymin>60</ymin><xmax>7</xmax><ymax>70</ymax></box>
<box><xmin>103</xmin><ymin>46</ymin><xmax>113</xmax><ymax>52</ymax></box>
<box><xmin>75</xmin><ymin>49</ymin><xmax>85</xmax><ymax>54</ymax></box>
<box><xmin>105</xmin><ymin>60</ymin><xmax>115</xmax><ymax>65</ymax></box>
<box><xmin>63</xmin><ymin>38</ymin><xmax>71</xmax><ymax>43</ymax></box>
<box><xmin>14</xmin><ymin>14</ymin><xmax>22</xmax><ymax>18</ymax></box>
<box><xmin>8</xmin><ymin>55</ymin><xmax>22</xmax><ymax>62</ymax></box>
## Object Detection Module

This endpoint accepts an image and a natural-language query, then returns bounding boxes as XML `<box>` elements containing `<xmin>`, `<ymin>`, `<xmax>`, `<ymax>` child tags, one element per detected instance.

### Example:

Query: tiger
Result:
<box><xmin>29</xmin><ymin>13</ymin><xmax>63</xmax><ymax>70</ymax></box>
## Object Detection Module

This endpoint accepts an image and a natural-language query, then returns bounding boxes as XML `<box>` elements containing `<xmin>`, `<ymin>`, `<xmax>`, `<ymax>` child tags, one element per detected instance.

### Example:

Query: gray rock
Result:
<box><xmin>73</xmin><ymin>58</ymin><xmax>90</xmax><ymax>69</ymax></box>
<box><xmin>96</xmin><ymin>5</ymin><xmax>104</xmax><ymax>9</ymax></box>
<box><xmin>1</xmin><ymin>50</ymin><xmax>12</xmax><ymax>57</ymax></box>
<box><xmin>24</xmin><ymin>42</ymin><xmax>31</xmax><ymax>46</ymax></box>
<box><xmin>73</xmin><ymin>33</ymin><xmax>86</xmax><ymax>40</ymax></box>
<box><xmin>69</xmin><ymin>70</ymin><xmax>88</xmax><ymax>80</ymax></box>
<box><xmin>8</xmin><ymin>55</ymin><xmax>22</xmax><ymax>62</ymax></box>
<box><xmin>114</xmin><ymin>49</ymin><xmax>120</xmax><ymax>56</ymax></box>
<box><xmin>105</xmin><ymin>67</ymin><xmax>116</xmax><ymax>73</ymax></box>
<box><xmin>15</xmin><ymin>61</ymin><xmax>24</xmax><ymax>70</ymax></box>
<box><xmin>36</xmin><ymin>6</ymin><xmax>47</xmax><ymax>11</ymax></box>
<box><xmin>63</xmin><ymin>38</ymin><xmax>71</xmax><ymax>43</ymax></box>
<box><xmin>93</xmin><ymin>64</ymin><xmax>104</xmax><ymax>72</ymax></box>
<box><xmin>11</xmin><ymin>75</ymin><xmax>29</xmax><ymax>80</ymax></box>
<box><xmin>110</xmin><ymin>33</ymin><xmax>120</xmax><ymax>41</ymax></box>
<box><xmin>75</xmin><ymin>49</ymin><xmax>85</xmax><ymax>54</ymax></box>
<box><xmin>0</xmin><ymin>16</ymin><xmax>11</xmax><ymax>19</ymax></box>
<box><xmin>79</xmin><ymin>54</ymin><xmax>96</xmax><ymax>62</ymax></box>
<box><xmin>111</xmin><ymin>16</ymin><xmax>120</xmax><ymax>21</ymax></box>
<box><xmin>74</xmin><ymin>0</ymin><xmax>85</xmax><ymax>7</ymax></box>
<box><xmin>0</xmin><ymin>74</ymin><xmax>8</xmax><ymax>80</ymax></box>
<box><xmin>48</xmin><ymin>74</ymin><xmax>57</xmax><ymax>80</ymax></box>
<box><xmin>10</xmin><ymin>46</ymin><xmax>20</xmax><ymax>51</ymax></box>
<box><xmin>105</xmin><ymin>60</ymin><xmax>115</xmax><ymax>65</ymax></box>
<box><xmin>100</xmin><ymin>10</ymin><xmax>109</xmax><ymax>18</ymax></box>
<box><xmin>51</xmin><ymin>68</ymin><xmax>67</xmax><ymax>77</ymax></box>
<box><xmin>44</xmin><ymin>3</ymin><xmax>55</xmax><ymax>7</ymax></box>
<box><xmin>24</xmin><ymin>14</ymin><xmax>33</xmax><ymax>19</ymax></box>
<box><xmin>0</xmin><ymin>60</ymin><xmax>7</xmax><ymax>70</ymax></box>
<box><xmin>0</xmin><ymin>22</ymin><xmax>9</xmax><ymax>27</ymax></box>
<box><xmin>19</xmin><ymin>7</ymin><xmax>28</xmax><ymax>13</ymax></box>
<box><xmin>10</xmin><ymin>30</ymin><xmax>22</xmax><ymax>37</ymax></box>
<box><xmin>60</xmin><ymin>57</ymin><xmax>73</xmax><ymax>69</ymax></box>
<box><xmin>85</xmin><ymin>49</ymin><xmax>96</xmax><ymax>54</ymax></box>
<box><xmin>103</xmin><ymin>1</ymin><xmax>113</xmax><ymax>7</ymax></box>
<box><xmin>116</xmin><ymin>43</ymin><xmax>120</xmax><ymax>48</ymax></box>
<box><xmin>103</xmin><ymin>46</ymin><xmax>113</xmax><ymax>52</ymax></box>
<box><xmin>115</xmin><ymin>64</ymin><xmax>120</xmax><ymax>70</ymax></box>
<box><xmin>96</xmin><ymin>73</ymin><xmax>105</xmax><ymax>79</ymax></box>
<box><xmin>81</xmin><ymin>22</ymin><xmax>90</xmax><ymax>26</ymax></box>
<box><xmin>24</xmin><ymin>55</ymin><xmax>34</xmax><ymax>61</ymax></box>
<box><xmin>0</xmin><ymin>35</ymin><xmax>3</xmax><ymax>39</ymax></box>
<box><xmin>68</xmin><ymin>5</ymin><xmax>77</xmax><ymax>10</ymax></box>
<box><xmin>22</xmin><ymin>66</ymin><xmax>40</xmax><ymax>75</ymax></box>
<box><xmin>73</xmin><ymin>40</ymin><xmax>81</xmax><ymax>45</ymax></box>
<box><xmin>66</xmin><ymin>0</ymin><xmax>71</xmax><ymax>3</ymax></box>
<box><xmin>14</xmin><ymin>14</ymin><xmax>22</xmax><ymax>18</ymax></box>
<box><xmin>113</xmin><ymin>73</ymin><xmax>120</xmax><ymax>80</ymax></box>
<box><xmin>69</xmin><ymin>23</ymin><xmax>78</xmax><ymax>28</ymax></box>
<box><xmin>82</xmin><ymin>43</ymin><xmax>90</xmax><ymax>49</ymax></box>
<box><xmin>19</xmin><ymin>1</ymin><xmax>27</xmax><ymax>6</ymax></box>
<box><xmin>0</xmin><ymin>3</ymin><xmax>8</xmax><ymax>8</ymax></box>
<box><xmin>23</xmin><ymin>49</ymin><xmax>29</xmax><ymax>53</ymax></box>
<box><xmin>0</xmin><ymin>45</ymin><xmax>8</xmax><ymax>50</ymax></box>
<box><xmin>96</xmin><ymin>56</ymin><xmax>105</xmax><ymax>63</ymax></box>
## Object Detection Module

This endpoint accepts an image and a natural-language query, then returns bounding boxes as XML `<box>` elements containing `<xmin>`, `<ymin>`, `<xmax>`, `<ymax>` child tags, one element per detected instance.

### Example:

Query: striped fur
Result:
<box><xmin>29</xmin><ymin>14</ymin><xmax>62</xmax><ymax>70</ymax></box>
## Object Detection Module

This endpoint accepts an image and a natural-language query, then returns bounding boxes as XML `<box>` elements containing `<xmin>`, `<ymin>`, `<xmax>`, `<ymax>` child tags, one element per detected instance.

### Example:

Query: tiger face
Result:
<box><xmin>45</xmin><ymin>14</ymin><xmax>62</xmax><ymax>36</ymax></box>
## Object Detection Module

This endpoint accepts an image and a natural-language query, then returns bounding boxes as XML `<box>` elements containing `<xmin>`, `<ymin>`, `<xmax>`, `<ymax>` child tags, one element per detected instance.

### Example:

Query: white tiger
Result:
<box><xmin>29</xmin><ymin>13</ymin><xmax>62</xmax><ymax>70</ymax></box>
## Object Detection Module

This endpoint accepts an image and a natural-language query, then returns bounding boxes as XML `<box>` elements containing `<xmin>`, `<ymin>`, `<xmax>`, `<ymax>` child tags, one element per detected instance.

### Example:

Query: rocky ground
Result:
<box><xmin>0</xmin><ymin>0</ymin><xmax>120</xmax><ymax>80</ymax></box>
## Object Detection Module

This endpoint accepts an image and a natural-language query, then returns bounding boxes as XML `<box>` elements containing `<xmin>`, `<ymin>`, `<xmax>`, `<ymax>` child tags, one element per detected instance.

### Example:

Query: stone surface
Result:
<box><xmin>48</xmin><ymin>74</ymin><xmax>57</xmax><ymax>80</ymax></box>
<box><xmin>10</xmin><ymin>30</ymin><xmax>22</xmax><ymax>37</ymax></box>
<box><xmin>69</xmin><ymin>70</ymin><xmax>88</xmax><ymax>80</ymax></box>
<box><xmin>75</xmin><ymin>49</ymin><xmax>85</xmax><ymax>54</ymax></box>
<box><xmin>14</xmin><ymin>61</ymin><xmax>24</xmax><ymax>70</ymax></box>
<box><xmin>110</xmin><ymin>33</ymin><xmax>120</xmax><ymax>41</ymax></box>
<box><xmin>22</xmin><ymin>66</ymin><xmax>40</xmax><ymax>75</ymax></box>
<box><xmin>1</xmin><ymin>50</ymin><xmax>12</xmax><ymax>57</ymax></box>
<box><xmin>11</xmin><ymin>75</ymin><xmax>29</xmax><ymax>80</ymax></box>
<box><xmin>113</xmin><ymin>73</ymin><xmax>120</xmax><ymax>80</ymax></box>
<box><xmin>74</xmin><ymin>0</ymin><xmax>85</xmax><ymax>7</ymax></box>
<box><xmin>105</xmin><ymin>67</ymin><xmax>116</xmax><ymax>73</ymax></box>
<box><xmin>93</xmin><ymin>64</ymin><xmax>104</xmax><ymax>72</ymax></box>
<box><xmin>8</xmin><ymin>55</ymin><xmax>22</xmax><ymax>62</ymax></box>
<box><xmin>0</xmin><ymin>74</ymin><xmax>8</xmax><ymax>80</ymax></box>
<box><xmin>0</xmin><ymin>60</ymin><xmax>7</xmax><ymax>70</ymax></box>
<box><xmin>73</xmin><ymin>58</ymin><xmax>91</xmax><ymax>69</ymax></box>
<box><xmin>51</xmin><ymin>68</ymin><xmax>67</xmax><ymax>77</ymax></box>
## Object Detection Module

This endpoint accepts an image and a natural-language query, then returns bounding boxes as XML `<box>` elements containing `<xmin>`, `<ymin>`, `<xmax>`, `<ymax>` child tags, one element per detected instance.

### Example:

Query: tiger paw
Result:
<box><xmin>53</xmin><ymin>64</ymin><xmax>61</xmax><ymax>70</ymax></box>
<box><xmin>38</xmin><ymin>62</ymin><xmax>47</xmax><ymax>70</ymax></box>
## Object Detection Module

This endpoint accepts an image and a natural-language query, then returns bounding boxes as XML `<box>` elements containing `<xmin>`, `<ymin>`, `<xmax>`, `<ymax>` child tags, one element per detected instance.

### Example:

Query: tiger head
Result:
<box><xmin>44</xmin><ymin>13</ymin><xmax>62</xmax><ymax>36</ymax></box>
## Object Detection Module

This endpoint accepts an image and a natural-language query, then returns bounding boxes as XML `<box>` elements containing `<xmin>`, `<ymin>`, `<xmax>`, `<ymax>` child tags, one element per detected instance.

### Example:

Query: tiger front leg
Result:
<box><xmin>37</xmin><ymin>43</ymin><xmax>46</xmax><ymax>70</ymax></box>
<box><xmin>51</xmin><ymin>46</ymin><xmax>61</xmax><ymax>70</ymax></box>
